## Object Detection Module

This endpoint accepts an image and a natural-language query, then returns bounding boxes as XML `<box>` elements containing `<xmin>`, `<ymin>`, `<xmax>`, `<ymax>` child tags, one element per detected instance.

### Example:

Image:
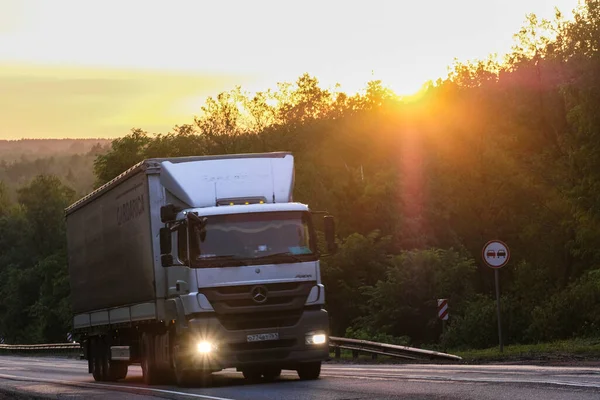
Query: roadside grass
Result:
<box><xmin>453</xmin><ymin>337</ymin><xmax>600</xmax><ymax>363</ymax></box>
<box><xmin>327</xmin><ymin>338</ymin><xmax>600</xmax><ymax>364</ymax></box>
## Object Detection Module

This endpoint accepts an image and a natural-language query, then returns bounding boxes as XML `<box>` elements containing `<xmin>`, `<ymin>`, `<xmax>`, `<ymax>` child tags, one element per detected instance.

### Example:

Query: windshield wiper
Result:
<box><xmin>253</xmin><ymin>252</ymin><xmax>306</xmax><ymax>262</ymax></box>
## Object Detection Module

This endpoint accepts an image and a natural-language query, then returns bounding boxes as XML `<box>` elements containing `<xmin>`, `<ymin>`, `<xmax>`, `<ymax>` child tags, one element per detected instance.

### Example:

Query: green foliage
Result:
<box><xmin>17</xmin><ymin>175</ymin><xmax>75</xmax><ymax>257</ymax></box>
<box><xmin>93</xmin><ymin>128</ymin><xmax>151</xmax><ymax>187</ymax></box>
<box><xmin>344</xmin><ymin>326</ymin><xmax>410</xmax><ymax>346</ymax></box>
<box><xmin>442</xmin><ymin>294</ymin><xmax>499</xmax><ymax>349</ymax></box>
<box><xmin>356</xmin><ymin>248</ymin><xmax>476</xmax><ymax>345</ymax></box>
<box><xmin>321</xmin><ymin>231</ymin><xmax>392</xmax><ymax>335</ymax></box>
<box><xmin>527</xmin><ymin>270</ymin><xmax>600</xmax><ymax>341</ymax></box>
<box><xmin>0</xmin><ymin>175</ymin><xmax>75</xmax><ymax>343</ymax></box>
<box><xmin>454</xmin><ymin>337</ymin><xmax>600</xmax><ymax>362</ymax></box>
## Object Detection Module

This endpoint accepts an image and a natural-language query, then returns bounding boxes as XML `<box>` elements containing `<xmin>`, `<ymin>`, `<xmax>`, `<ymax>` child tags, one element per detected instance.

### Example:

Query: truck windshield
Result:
<box><xmin>189</xmin><ymin>211</ymin><xmax>317</xmax><ymax>267</ymax></box>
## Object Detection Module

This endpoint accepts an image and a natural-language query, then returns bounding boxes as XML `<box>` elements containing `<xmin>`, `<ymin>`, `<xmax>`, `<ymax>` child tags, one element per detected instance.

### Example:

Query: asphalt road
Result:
<box><xmin>0</xmin><ymin>356</ymin><xmax>599</xmax><ymax>399</ymax></box>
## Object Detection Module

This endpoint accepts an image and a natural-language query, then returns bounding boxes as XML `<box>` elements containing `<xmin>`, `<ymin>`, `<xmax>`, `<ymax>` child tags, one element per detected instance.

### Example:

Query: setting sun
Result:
<box><xmin>0</xmin><ymin>0</ymin><xmax>579</xmax><ymax>138</ymax></box>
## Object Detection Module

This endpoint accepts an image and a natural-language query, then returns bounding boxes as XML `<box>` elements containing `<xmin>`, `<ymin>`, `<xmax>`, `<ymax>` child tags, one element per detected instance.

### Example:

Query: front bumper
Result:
<box><xmin>176</xmin><ymin>308</ymin><xmax>330</xmax><ymax>371</ymax></box>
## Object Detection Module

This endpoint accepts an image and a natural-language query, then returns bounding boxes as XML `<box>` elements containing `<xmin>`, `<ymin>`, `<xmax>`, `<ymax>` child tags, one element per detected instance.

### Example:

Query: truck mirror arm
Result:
<box><xmin>167</xmin><ymin>220</ymin><xmax>186</xmax><ymax>232</ymax></box>
<box><xmin>186</xmin><ymin>212</ymin><xmax>207</xmax><ymax>229</ymax></box>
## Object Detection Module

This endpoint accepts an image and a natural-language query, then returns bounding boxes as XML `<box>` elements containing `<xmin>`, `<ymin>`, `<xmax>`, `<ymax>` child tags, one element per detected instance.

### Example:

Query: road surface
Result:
<box><xmin>0</xmin><ymin>356</ymin><xmax>599</xmax><ymax>399</ymax></box>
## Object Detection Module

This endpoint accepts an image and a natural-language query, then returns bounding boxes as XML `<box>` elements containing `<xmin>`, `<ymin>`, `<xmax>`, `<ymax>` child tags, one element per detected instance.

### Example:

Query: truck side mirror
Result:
<box><xmin>324</xmin><ymin>215</ymin><xmax>337</xmax><ymax>254</ymax></box>
<box><xmin>160</xmin><ymin>204</ymin><xmax>181</xmax><ymax>223</ymax></box>
<box><xmin>159</xmin><ymin>227</ymin><xmax>172</xmax><ymax>267</ymax></box>
<box><xmin>161</xmin><ymin>254</ymin><xmax>174</xmax><ymax>267</ymax></box>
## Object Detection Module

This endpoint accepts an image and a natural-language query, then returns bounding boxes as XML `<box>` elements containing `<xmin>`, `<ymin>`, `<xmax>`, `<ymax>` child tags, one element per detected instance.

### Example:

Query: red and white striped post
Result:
<box><xmin>438</xmin><ymin>299</ymin><xmax>448</xmax><ymax>336</ymax></box>
<box><xmin>437</xmin><ymin>299</ymin><xmax>448</xmax><ymax>321</ymax></box>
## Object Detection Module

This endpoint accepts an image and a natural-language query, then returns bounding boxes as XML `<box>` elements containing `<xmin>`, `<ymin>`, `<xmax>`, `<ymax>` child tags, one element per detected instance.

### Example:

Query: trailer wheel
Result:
<box><xmin>91</xmin><ymin>337</ymin><xmax>105</xmax><ymax>382</ymax></box>
<box><xmin>141</xmin><ymin>333</ymin><xmax>161</xmax><ymax>385</ymax></box>
<box><xmin>91</xmin><ymin>336</ymin><xmax>113</xmax><ymax>382</ymax></box>
<box><xmin>100</xmin><ymin>340</ymin><xmax>112</xmax><ymax>381</ymax></box>
<box><xmin>297</xmin><ymin>362</ymin><xmax>321</xmax><ymax>380</ymax></box>
<box><xmin>91</xmin><ymin>336</ymin><xmax>126</xmax><ymax>382</ymax></box>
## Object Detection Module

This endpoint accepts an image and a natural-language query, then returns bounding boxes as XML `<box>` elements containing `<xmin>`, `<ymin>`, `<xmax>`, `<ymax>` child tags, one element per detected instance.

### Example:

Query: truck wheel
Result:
<box><xmin>172</xmin><ymin>352</ymin><xmax>211</xmax><ymax>387</ymax></box>
<box><xmin>93</xmin><ymin>336</ymin><xmax>126</xmax><ymax>382</ymax></box>
<box><xmin>242</xmin><ymin>368</ymin><xmax>263</xmax><ymax>382</ymax></box>
<box><xmin>173</xmin><ymin>358</ymin><xmax>193</xmax><ymax>387</ymax></box>
<box><xmin>110</xmin><ymin>361</ymin><xmax>128</xmax><ymax>380</ymax></box>
<box><xmin>141</xmin><ymin>333</ymin><xmax>161</xmax><ymax>385</ymax></box>
<box><xmin>262</xmin><ymin>367</ymin><xmax>282</xmax><ymax>381</ymax></box>
<box><xmin>91</xmin><ymin>337</ymin><xmax>105</xmax><ymax>382</ymax></box>
<box><xmin>297</xmin><ymin>362</ymin><xmax>321</xmax><ymax>380</ymax></box>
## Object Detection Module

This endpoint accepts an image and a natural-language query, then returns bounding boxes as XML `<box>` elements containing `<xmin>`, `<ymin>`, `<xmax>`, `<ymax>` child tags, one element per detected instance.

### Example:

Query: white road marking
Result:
<box><xmin>320</xmin><ymin>372</ymin><xmax>600</xmax><ymax>389</ymax></box>
<box><xmin>0</xmin><ymin>373</ymin><xmax>236</xmax><ymax>400</ymax></box>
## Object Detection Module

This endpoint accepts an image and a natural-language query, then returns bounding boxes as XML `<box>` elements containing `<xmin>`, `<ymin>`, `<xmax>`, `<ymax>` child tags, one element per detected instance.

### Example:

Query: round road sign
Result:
<box><xmin>482</xmin><ymin>240</ymin><xmax>510</xmax><ymax>268</ymax></box>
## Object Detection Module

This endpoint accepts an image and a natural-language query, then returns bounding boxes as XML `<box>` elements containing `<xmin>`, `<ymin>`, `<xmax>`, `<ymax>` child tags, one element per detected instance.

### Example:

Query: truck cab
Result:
<box><xmin>159</xmin><ymin>201</ymin><xmax>335</xmax><ymax>383</ymax></box>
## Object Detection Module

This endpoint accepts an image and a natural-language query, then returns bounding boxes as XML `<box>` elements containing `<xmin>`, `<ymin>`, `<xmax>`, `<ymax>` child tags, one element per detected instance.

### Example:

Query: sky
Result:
<box><xmin>0</xmin><ymin>0</ymin><xmax>580</xmax><ymax>139</ymax></box>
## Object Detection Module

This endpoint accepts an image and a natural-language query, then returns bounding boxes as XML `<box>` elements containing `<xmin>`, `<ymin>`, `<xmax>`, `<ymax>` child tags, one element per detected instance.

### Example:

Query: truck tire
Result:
<box><xmin>91</xmin><ymin>336</ymin><xmax>128</xmax><ymax>382</ymax></box>
<box><xmin>91</xmin><ymin>337</ymin><xmax>106</xmax><ymax>382</ymax></box>
<box><xmin>297</xmin><ymin>362</ymin><xmax>321</xmax><ymax>380</ymax></box>
<box><xmin>262</xmin><ymin>367</ymin><xmax>282</xmax><ymax>381</ymax></box>
<box><xmin>141</xmin><ymin>333</ymin><xmax>162</xmax><ymax>385</ymax></box>
<box><xmin>242</xmin><ymin>368</ymin><xmax>263</xmax><ymax>382</ymax></box>
<box><xmin>110</xmin><ymin>361</ymin><xmax>128</xmax><ymax>380</ymax></box>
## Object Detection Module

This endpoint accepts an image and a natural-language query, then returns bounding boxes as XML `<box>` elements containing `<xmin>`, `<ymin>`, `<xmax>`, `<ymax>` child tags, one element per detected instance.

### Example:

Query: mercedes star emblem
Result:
<box><xmin>251</xmin><ymin>285</ymin><xmax>268</xmax><ymax>304</ymax></box>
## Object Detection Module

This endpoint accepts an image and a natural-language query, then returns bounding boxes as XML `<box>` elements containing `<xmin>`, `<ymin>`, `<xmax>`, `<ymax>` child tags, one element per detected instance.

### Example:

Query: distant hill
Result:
<box><xmin>0</xmin><ymin>139</ymin><xmax>112</xmax><ymax>162</ymax></box>
<box><xmin>0</xmin><ymin>139</ymin><xmax>114</xmax><ymax>199</ymax></box>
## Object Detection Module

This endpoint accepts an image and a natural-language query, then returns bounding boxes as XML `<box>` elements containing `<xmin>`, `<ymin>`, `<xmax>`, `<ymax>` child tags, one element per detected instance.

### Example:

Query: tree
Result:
<box><xmin>17</xmin><ymin>175</ymin><xmax>75</xmax><ymax>258</ymax></box>
<box><xmin>93</xmin><ymin>128</ymin><xmax>151</xmax><ymax>187</ymax></box>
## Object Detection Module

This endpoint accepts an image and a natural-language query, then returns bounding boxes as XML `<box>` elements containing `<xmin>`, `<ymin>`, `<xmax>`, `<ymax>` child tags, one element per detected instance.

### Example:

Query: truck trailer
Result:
<box><xmin>65</xmin><ymin>152</ymin><xmax>335</xmax><ymax>386</ymax></box>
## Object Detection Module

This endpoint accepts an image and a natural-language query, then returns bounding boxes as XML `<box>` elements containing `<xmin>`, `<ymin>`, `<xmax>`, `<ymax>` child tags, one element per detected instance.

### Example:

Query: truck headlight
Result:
<box><xmin>305</xmin><ymin>333</ymin><xmax>327</xmax><ymax>345</ymax></box>
<box><xmin>196</xmin><ymin>341</ymin><xmax>214</xmax><ymax>354</ymax></box>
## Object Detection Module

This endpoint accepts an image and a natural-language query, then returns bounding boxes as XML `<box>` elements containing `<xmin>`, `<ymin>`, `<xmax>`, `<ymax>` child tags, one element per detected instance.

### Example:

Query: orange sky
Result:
<box><xmin>0</xmin><ymin>0</ymin><xmax>579</xmax><ymax>139</ymax></box>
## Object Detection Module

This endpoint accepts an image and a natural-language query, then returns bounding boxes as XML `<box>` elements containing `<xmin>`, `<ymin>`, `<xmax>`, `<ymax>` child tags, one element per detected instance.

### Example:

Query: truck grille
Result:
<box><xmin>199</xmin><ymin>281</ymin><xmax>315</xmax><ymax>315</ymax></box>
<box><xmin>236</xmin><ymin>350</ymin><xmax>290</xmax><ymax>363</ymax></box>
<box><xmin>217</xmin><ymin>310</ymin><xmax>303</xmax><ymax>331</ymax></box>
<box><xmin>227</xmin><ymin>339</ymin><xmax>296</xmax><ymax>352</ymax></box>
<box><xmin>215</xmin><ymin>282</ymin><xmax>299</xmax><ymax>295</ymax></box>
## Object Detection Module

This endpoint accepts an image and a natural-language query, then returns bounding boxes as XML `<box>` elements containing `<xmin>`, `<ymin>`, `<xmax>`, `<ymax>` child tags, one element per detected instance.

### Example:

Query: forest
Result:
<box><xmin>1</xmin><ymin>1</ymin><xmax>600</xmax><ymax>349</ymax></box>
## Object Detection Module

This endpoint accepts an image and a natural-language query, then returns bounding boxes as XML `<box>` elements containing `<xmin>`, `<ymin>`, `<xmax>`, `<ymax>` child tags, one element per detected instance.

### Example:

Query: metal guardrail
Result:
<box><xmin>0</xmin><ymin>338</ymin><xmax>462</xmax><ymax>362</ymax></box>
<box><xmin>0</xmin><ymin>343</ymin><xmax>78</xmax><ymax>350</ymax></box>
<box><xmin>329</xmin><ymin>337</ymin><xmax>462</xmax><ymax>362</ymax></box>
<box><xmin>0</xmin><ymin>343</ymin><xmax>81</xmax><ymax>356</ymax></box>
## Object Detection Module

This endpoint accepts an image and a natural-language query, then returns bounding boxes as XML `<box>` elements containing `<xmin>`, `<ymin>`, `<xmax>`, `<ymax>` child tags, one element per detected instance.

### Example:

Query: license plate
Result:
<box><xmin>247</xmin><ymin>333</ymin><xmax>279</xmax><ymax>342</ymax></box>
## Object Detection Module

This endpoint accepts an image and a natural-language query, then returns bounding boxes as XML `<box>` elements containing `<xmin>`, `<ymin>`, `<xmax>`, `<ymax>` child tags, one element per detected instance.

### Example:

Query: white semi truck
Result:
<box><xmin>65</xmin><ymin>152</ymin><xmax>335</xmax><ymax>386</ymax></box>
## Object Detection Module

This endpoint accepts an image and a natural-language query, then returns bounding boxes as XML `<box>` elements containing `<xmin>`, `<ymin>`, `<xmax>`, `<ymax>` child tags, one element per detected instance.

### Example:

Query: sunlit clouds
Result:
<box><xmin>0</xmin><ymin>0</ymin><xmax>579</xmax><ymax>139</ymax></box>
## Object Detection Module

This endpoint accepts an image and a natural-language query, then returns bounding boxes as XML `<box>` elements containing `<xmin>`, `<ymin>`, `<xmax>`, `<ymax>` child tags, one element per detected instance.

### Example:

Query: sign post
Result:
<box><xmin>482</xmin><ymin>240</ymin><xmax>510</xmax><ymax>353</ymax></box>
